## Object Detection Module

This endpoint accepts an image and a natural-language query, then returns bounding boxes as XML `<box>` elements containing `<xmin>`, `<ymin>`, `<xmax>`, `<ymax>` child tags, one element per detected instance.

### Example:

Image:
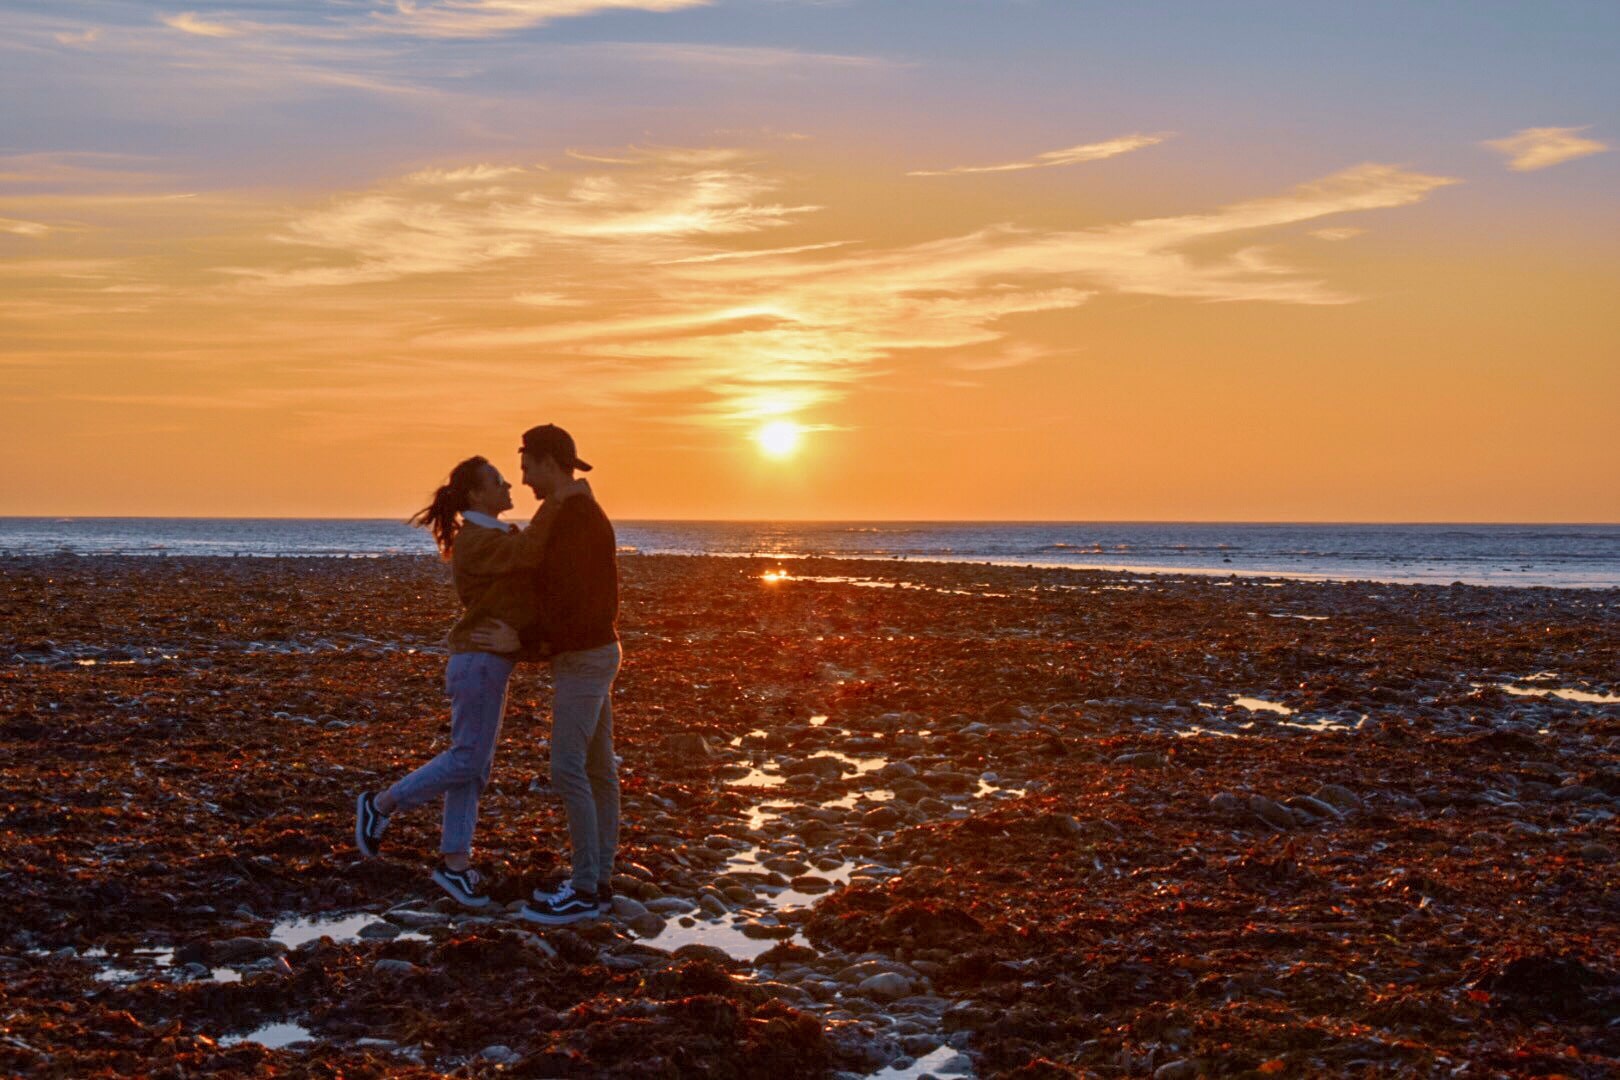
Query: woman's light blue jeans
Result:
<box><xmin>384</xmin><ymin>651</ymin><xmax>513</xmax><ymax>857</ymax></box>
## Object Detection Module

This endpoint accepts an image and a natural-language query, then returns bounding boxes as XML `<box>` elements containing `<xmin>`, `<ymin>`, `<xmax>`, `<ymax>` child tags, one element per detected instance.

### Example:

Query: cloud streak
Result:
<box><xmin>371</xmin><ymin>0</ymin><xmax>713</xmax><ymax>39</ymax></box>
<box><xmin>161</xmin><ymin>12</ymin><xmax>241</xmax><ymax>38</ymax></box>
<box><xmin>9</xmin><ymin>147</ymin><xmax>1460</xmax><ymax>439</ymax></box>
<box><xmin>908</xmin><ymin>133</ymin><xmax>1169</xmax><ymax>177</ymax></box>
<box><xmin>1483</xmin><ymin>126</ymin><xmax>1608</xmax><ymax>171</ymax></box>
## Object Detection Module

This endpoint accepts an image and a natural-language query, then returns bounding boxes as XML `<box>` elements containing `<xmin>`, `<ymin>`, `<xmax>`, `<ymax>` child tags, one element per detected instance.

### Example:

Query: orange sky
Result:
<box><xmin>3</xmin><ymin>3</ymin><xmax>1617</xmax><ymax>521</ymax></box>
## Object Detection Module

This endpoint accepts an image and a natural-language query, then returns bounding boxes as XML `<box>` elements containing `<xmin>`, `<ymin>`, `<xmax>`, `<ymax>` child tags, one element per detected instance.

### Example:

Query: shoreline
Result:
<box><xmin>2</xmin><ymin>554</ymin><xmax>1616</xmax><ymax>1076</ymax></box>
<box><xmin>6</xmin><ymin>549</ymin><xmax>1620</xmax><ymax>593</ymax></box>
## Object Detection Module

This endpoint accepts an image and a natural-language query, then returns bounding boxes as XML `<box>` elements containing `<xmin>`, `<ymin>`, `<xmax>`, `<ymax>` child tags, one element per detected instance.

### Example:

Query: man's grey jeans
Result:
<box><xmin>385</xmin><ymin>650</ymin><xmax>513</xmax><ymax>856</ymax></box>
<box><xmin>550</xmin><ymin>641</ymin><xmax>622</xmax><ymax>893</ymax></box>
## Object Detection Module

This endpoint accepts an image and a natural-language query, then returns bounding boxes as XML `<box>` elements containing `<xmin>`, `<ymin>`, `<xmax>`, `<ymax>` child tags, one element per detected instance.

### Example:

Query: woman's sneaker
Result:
<box><xmin>432</xmin><ymin>864</ymin><xmax>491</xmax><ymax>909</ymax></box>
<box><xmin>354</xmin><ymin>792</ymin><xmax>389</xmax><ymax>858</ymax></box>
<box><xmin>519</xmin><ymin>882</ymin><xmax>598</xmax><ymax>925</ymax></box>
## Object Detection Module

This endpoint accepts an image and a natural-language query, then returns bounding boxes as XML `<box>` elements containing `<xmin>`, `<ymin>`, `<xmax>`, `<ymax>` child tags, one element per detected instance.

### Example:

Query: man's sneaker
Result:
<box><xmin>518</xmin><ymin>882</ymin><xmax>598</xmax><ymax>925</ymax></box>
<box><xmin>431</xmin><ymin>864</ymin><xmax>491</xmax><ymax>909</ymax></box>
<box><xmin>354</xmin><ymin>792</ymin><xmax>389</xmax><ymax>858</ymax></box>
<box><xmin>596</xmin><ymin>883</ymin><xmax>614</xmax><ymax>915</ymax></box>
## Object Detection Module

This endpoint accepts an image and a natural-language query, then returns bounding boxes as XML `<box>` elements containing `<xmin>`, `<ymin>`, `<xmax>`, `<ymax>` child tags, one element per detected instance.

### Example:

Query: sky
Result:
<box><xmin>2</xmin><ymin>0</ymin><xmax>1616</xmax><ymax>521</ymax></box>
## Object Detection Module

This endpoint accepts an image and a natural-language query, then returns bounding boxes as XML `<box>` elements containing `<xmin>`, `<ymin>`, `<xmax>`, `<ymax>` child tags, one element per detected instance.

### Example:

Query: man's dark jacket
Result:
<box><xmin>521</xmin><ymin>496</ymin><xmax>619</xmax><ymax>659</ymax></box>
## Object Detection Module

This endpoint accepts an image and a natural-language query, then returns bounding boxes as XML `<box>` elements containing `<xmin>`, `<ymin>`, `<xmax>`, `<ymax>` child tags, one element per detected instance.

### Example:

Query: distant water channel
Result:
<box><xmin>1</xmin><ymin>518</ymin><xmax>1616</xmax><ymax>588</ymax></box>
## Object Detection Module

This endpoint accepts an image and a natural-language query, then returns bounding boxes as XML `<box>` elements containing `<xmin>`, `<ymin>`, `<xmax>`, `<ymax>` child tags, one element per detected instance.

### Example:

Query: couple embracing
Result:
<box><xmin>354</xmin><ymin>424</ymin><xmax>620</xmax><ymax>926</ymax></box>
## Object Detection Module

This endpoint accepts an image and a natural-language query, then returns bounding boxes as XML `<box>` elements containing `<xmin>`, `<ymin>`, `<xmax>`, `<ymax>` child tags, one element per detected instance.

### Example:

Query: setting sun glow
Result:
<box><xmin>756</xmin><ymin>421</ymin><xmax>803</xmax><ymax>459</ymax></box>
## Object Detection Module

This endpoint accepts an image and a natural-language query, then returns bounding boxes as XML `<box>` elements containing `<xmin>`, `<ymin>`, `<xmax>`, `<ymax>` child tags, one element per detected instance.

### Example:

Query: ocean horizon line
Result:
<box><xmin>3</xmin><ymin>515</ymin><xmax>1617</xmax><ymax>527</ymax></box>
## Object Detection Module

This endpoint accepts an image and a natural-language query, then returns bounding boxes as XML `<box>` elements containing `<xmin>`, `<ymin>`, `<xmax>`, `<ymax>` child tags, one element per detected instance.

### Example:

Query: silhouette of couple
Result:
<box><xmin>354</xmin><ymin>424</ymin><xmax>620</xmax><ymax>925</ymax></box>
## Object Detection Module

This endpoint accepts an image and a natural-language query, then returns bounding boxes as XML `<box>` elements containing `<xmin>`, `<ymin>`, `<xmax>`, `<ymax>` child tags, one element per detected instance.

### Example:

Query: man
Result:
<box><xmin>471</xmin><ymin>424</ymin><xmax>621</xmax><ymax>925</ymax></box>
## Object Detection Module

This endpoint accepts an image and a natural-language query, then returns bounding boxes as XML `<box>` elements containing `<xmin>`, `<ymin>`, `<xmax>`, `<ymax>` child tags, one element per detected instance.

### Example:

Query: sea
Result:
<box><xmin>1</xmin><ymin>518</ymin><xmax>1616</xmax><ymax>588</ymax></box>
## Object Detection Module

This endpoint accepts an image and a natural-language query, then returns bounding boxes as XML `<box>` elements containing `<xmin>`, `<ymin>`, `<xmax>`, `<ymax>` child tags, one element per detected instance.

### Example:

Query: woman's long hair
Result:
<box><xmin>409</xmin><ymin>456</ymin><xmax>489</xmax><ymax>559</ymax></box>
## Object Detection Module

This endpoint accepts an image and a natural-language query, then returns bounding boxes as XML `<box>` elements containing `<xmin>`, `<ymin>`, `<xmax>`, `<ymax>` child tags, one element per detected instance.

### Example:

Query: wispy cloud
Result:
<box><xmin>8</xmin><ymin>147</ymin><xmax>1461</xmax><ymax>440</ymax></box>
<box><xmin>1483</xmin><ymin>126</ymin><xmax>1608</xmax><ymax>171</ymax></box>
<box><xmin>1310</xmin><ymin>226</ymin><xmax>1365</xmax><ymax>241</ymax></box>
<box><xmin>371</xmin><ymin>0</ymin><xmax>713</xmax><ymax>40</ymax></box>
<box><xmin>232</xmin><ymin>148</ymin><xmax>815</xmax><ymax>287</ymax></box>
<box><xmin>573</xmin><ymin>41</ymin><xmax>900</xmax><ymax>71</ymax></box>
<box><xmin>0</xmin><ymin>216</ymin><xmax>51</xmax><ymax>238</ymax></box>
<box><xmin>160</xmin><ymin>12</ymin><xmax>241</xmax><ymax>38</ymax></box>
<box><xmin>908</xmin><ymin>133</ymin><xmax>1170</xmax><ymax>177</ymax></box>
<box><xmin>53</xmin><ymin>27</ymin><xmax>101</xmax><ymax>46</ymax></box>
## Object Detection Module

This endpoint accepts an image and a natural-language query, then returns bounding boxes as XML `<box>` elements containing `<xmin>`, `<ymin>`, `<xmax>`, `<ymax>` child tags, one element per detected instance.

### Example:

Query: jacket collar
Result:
<box><xmin>462</xmin><ymin>510</ymin><xmax>508</xmax><ymax>531</ymax></box>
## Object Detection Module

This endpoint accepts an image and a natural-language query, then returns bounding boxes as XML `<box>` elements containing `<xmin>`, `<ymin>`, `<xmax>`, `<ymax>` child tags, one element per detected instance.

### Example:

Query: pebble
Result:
<box><xmin>480</xmin><ymin>1044</ymin><xmax>522</xmax><ymax>1065</ymax></box>
<box><xmin>861</xmin><ymin>806</ymin><xmax>903</xmax><ymax>830</ymax></box>
<box><xmin>1576</xmin><ymin>843</ymin><xmax>1613</xmax><ymax>862</ymax></box>
<box><xmin>1248</xmin><ymin>795</ymin><xmax>1295</xmax><ymax>830</ymax></box>
<box><xmin>610</xmin><ymin>895</ymin><xmax>650</xmax><ymax>920</ymax></box>
<box><xmin>1314</xmin><ymin>783</ymin><xmax>1362</xmax><ymax>811</ymax></box>
<box><xmin>859</xmin><ymin>972</ymin><xmax>912</xmax><ymax>1000</ymax></box>
<box><xmin>357</xmin><ymin>921</ymin><xmax>401</xmax><ymax>940</ymax></box>
<box><xmin>373</xmin><ymin>958</ymin><xmax>418</xmax><ymax>976</ymax></box>
<box><xmin>1155</xmin><ymin>1060</ymin><xmax>1200</xmax><ymax>1080</ymax></box>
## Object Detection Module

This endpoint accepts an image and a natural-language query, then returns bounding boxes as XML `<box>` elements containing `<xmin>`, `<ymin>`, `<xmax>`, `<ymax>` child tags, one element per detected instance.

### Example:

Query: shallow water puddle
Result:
<box><xmin>272</xmin><ymin>912</ymin><xmax>427</xmax><ymax>949</ymax></box>
<box><xmin>651</xmin><ymin>915</ymin><xmax>804</xmax><ymax>962</ymax></box>
<box><xmin>222</xmin><ymin>1020</ymin><xmax>314</xmax><ymax>1049</ymax></box>
<box><xmin>746</xmin><ymin>801</ymin><xmax>799</xmax><ymax>829</ymax></box>
<box><xmin>869</xmin><ymin>1044</ymin><xmax>972</xmax><ymax>1078</ymax></box>
<box><xmin>828</xmin><ymin>789</ymin><xmax>896</xmax><ymax>810</ymax></box>
<box><xmin>730</xmin><ymin>765</ymin><xmax>788</xmax><ymax>788</ymax></box>
<box><xmin>1231</xmin><ymin>695</ymin><xmax>1295</xmax><ymax>715</ymax></box>
<box><xmin>1498</xmin><ymin>683</ymin><xmax>1620</xmax><ymax>705</ymax></box>
<box><xmin>820</xmin><ymin>751</ymin><xmax>889</xmax><ymax>774</ymax></box>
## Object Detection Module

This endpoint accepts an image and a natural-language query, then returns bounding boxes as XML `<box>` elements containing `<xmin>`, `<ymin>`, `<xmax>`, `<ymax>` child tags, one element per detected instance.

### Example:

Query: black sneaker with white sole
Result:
<box><xmin>354</xmin><ymin>791</ymin><xmax>389</xmax><ymax>858</ymax></box>
<box><xmin>596</xmin><ymin>883</ymin><xmax>614</xmax><ymax>915</ymax></box>
<box><xmin>432</xmin><ymin>863</ymin><xmax>491</xmax><ymax>909</ymax></box>
<box><xmin>519</xmin><ymin>882</ymin><xmax>598</xmax><ymax>925</ymax></box>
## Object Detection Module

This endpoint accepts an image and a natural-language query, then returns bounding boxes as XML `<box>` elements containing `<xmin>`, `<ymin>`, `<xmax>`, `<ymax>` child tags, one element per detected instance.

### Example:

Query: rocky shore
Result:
<box><xmin>2</xmin><ymin>554</ymin><xmax>1616</xmax><ymax>1077</ymax></box>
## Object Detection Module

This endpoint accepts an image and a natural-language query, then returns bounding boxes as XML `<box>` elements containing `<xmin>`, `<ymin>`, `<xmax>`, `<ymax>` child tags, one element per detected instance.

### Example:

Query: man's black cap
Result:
<box><xmin>520</xmin><ymin>424</ymin><xmax>592</xmax><ymax>472</ymax></box>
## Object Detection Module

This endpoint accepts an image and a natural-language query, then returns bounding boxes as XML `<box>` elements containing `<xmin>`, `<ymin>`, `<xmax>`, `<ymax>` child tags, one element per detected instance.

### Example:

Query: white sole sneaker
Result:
<box><xmin>355</xmin><ymin>792</ymin><xmax>387</xmax><ymax>858</ymax></box>
<box><xmin>432</xmin><ymin>866</ymin><xmax>491</xmax><ymax>909</ymax></box>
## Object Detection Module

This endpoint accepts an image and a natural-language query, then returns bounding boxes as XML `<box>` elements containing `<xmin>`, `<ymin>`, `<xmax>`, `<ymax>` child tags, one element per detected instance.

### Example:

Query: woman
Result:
<box><xmin>353</xmin><ymin>455</ymin><xmax>587</xmax><ymax>908</ymax></box>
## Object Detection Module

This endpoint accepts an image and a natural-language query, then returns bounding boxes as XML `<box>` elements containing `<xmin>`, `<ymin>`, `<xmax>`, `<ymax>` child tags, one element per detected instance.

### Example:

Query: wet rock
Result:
<box><xmin>542</xmin><ymin>929</ymin><xmax>598</xmax><ymax>964</ymax></box>
<box><xmin>627</xmin><ymin>913</ymin><xmax>665</xmax><ymax>937</ymax></box>
<box><xmin>740</xmin><ymin>921</ymin><xmax>797</xmax><ymax>940</ymax></box>
<box><xmin>357</xmin><ymin>921</ymin><xmax>400</xmax><ymax>940</ymax></box>
<box><xmin>385</xmin><ymin>909</ymin><xmax>449</xmax><ymax>928</ymax></box>
<box><xmin>373</xmin><ymin>958</ymin><xmax>418</xmax><ymax>976</ymax></box>
<box><xmin>1210</xmin><ymin>792</ymin><xmax>1244</xmax><ymax>814</ymax></box>
<box><xmin>1248</xmin><ymin>795</ymin><xmax>1296</xmax><ymax>829</ymax></box>
<box><xmin>1113</xmin><ymin>751</ymin><xmax>1166</xmax><ymax>767</ymax></box>
<box><xmin>664</xmin><ymin>732</ymin><xmax>715</xmax><ymax>758</ymax></box>
<box><xmin>1155</xmin><ymin>1060</ymin><xmax>1200</xmax><ymax>1080</ymax></box>
<box><xmin>610</xmin><ymin>895</ymin><xmax>650</xmax><ymax>920</ymax></box>
<box><xmin>208</xmin><ymin>937</ymin><xmax>286</xmax><ymax>963</ymax></box>
<box><xmin>1576</xmin><ymin>842</ymin><xmax>1613</xmax><ymax>862</ymax></box>
<box><xmin>645</xmin><ymin>897</ymin><xmax>696</xmax><ymax>915</ymax></box>
<box><xmin>791</xmin><ymin>875</ymin><xmax>832</xmax><ymax>892</ymax></box>
<box><xmin>1314</xmin><ymin>783</ymin><xmax>1362</xmax><ymax>812</ymax></box>
<box><xmin>879</xmin><ymin>761</ymin><xmax>918</xmax><ymax>781</ymax></box>
<box><xmin>480</xmin><ymin>1044</ymin><xmax>521</xmax><ymax>1065</ymax></box>
<box><xmin>672</xmin><ymin>943</ymin><xmax>739</xmax><ymax>967</ymax></box>
<box><xmin>861</xmin><ymin>806</ymin><xmax>902</xmax><ymax>830</ymax></box>
<box><xmin>1288</xmin><ymin>794</ymin><xmax>1343</xmax><ymax>820</ymax></box>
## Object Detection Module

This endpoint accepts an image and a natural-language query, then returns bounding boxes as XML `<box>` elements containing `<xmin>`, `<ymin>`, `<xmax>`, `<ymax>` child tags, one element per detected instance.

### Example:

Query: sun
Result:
<box><xmin>756</xmin><ymin>420</ymin><xmax>803</xmax><ymax>458</ymax></box>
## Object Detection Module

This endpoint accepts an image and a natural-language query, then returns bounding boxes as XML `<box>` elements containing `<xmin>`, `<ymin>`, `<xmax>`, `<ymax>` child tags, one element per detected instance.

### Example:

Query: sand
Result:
<box><xmin>1</xmin><ymin>553</ymin><xmax>1616</xmax><ymax>1077</ymax></box>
